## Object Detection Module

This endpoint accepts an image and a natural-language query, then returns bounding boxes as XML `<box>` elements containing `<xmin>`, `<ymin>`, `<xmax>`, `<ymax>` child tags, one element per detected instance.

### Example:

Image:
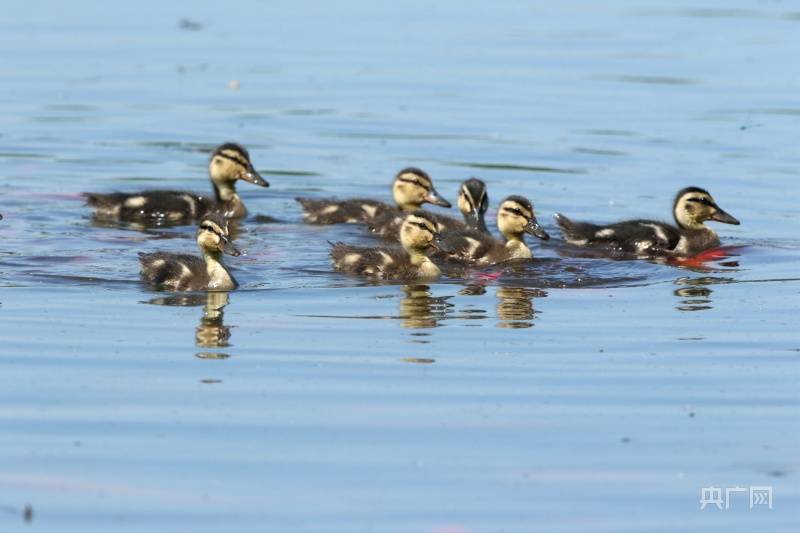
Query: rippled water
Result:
<box><xmin>1</xmin><ymin>1</ymin><xmax>799</xmax><ymax>531</ymax></box>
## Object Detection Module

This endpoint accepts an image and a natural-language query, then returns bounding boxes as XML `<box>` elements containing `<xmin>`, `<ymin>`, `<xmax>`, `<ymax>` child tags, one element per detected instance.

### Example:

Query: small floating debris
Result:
<box><xmin>402</xmin><ymin>357</ymin><xmax>435</xmax><ymax>364</ymax></box>
<box><xmin>178</xmin><ymin>18</ymin><xmax>203</xmax><ymax>31</ymax></box>
<box><xmin>228</xmin><ymin>79</ymin><xmax>241</xmax><ymax>91</ymax></box>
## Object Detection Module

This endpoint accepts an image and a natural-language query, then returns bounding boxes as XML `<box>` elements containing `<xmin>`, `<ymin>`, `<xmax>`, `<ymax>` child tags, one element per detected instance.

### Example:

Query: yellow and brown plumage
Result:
<box><xmin>554</xmin><ymin>186</ymin><xmax>739</xmax><ymax>257</ymax></box>
<box><xmin>369</xmin><ymin>177</ymin><xmax>490</xmax><ymax>240</ymax></box>
<box><xmin>330</xmin><ymin>213</ymin><xmax>447</xmax><ymax>281</ymax></box>
<box><xmin>296</xmin><ymin>167</ymin><xmax>451</xmax><ymax>225</ymax></box>
<box><xmin>85</xmin><ymin>143</ymin><xmax>268</xmax><ymax>226</ymax></box>
<box><xmin>434</xmin><ymin>195</ymin><xmax>550</xmax><ymax>267</ymax></box>
<box><xmin>139</xmin><ymin>213</ymin><xmax>241</xmax><ymax>291</ymax></box>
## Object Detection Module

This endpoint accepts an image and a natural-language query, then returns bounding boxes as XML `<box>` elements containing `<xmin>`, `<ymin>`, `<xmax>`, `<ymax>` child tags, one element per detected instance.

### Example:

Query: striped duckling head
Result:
<box><xmin>391</xmin><ymin>168</ymin><xmax>451</xmax><ymax>211</ymax></box>
<box><xmin>399</xmin><ymin>212</ymin><xmax>446</xmax><ymax>254</ymax></box>
<box><xmin>197</xmin><ymin>212</ymin><xmax>240</xmax><ymax>257</ymax></box>
<box><xmin>497</xmin><ymin>196</ymin><xmax>550</xmax><ymax>242</ymax></box>
<box><xmin>208</xmin><ymin>143</ymin><xmax>269</xmax><ymax>200</ymax></box>
<box><xmin>457</xmin><ymin>177</ymin><xmax>489</xmax><ymax>232</ymax></box>
<box><xmin>673</xmin><ymin>187</ymin><xmax>739</xmax><ymax>230</ymax></box>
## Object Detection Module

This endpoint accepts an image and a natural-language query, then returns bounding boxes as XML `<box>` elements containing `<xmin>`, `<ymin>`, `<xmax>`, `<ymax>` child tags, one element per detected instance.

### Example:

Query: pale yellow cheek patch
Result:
<box><xmin>321</xmin><ymin>205</ymin><xmax>339</xmax><ymax>215</ymax></box>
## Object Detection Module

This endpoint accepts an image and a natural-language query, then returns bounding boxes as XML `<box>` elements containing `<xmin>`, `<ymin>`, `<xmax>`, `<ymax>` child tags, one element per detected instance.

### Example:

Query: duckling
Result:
<box><xmin>85</xmin><ymin>143</ymin><xmax>268</xmax><ymax>225</ymax></box>
<box><xmin>330</xmin><ymin>213</ymin><xmax>448</xmax><ymax>281</ymax></box>
<box><xmin>139</xmin><ymin>213</ymin><xmax>241</xmax><ymax>291</ymax></box>
<box><xmin>554</xmin><ymin>186</ymin><xmax>740</xmax><ymax>257</ymax></box>
<box><xmin>296</xmin><ymin>167</ymin><xmax>451</xmax><ymax>225</ymax></box>
<box><xmin>435</xmin><ymin>196</ymin><xmax>550</xmax><ymax>267</ymax></box>
<box><xmin>369</xmin><ymin>177</ymin><xmax>490</xmax><ymax>240</ymax></box>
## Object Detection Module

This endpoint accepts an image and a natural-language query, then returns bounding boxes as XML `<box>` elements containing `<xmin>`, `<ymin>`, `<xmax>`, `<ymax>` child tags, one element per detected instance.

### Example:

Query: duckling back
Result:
<box><xmin>139</xmin><ymin>252</ymin><xmax>210</xmax><ymax>291</ymax></box>
<box><xmin>86</xmin><ymin>190</ymin><xmax>213</xmax><ymax>225</ymax></box>
<box><xmin>296</xmin><ymin>197</ymin><xmax>390</xmax><ymax>225</ymax></box>
<box><xmin>369</xmin><ymin>210</ymin><xmax>470</xmax><ymax>241</ymax></box>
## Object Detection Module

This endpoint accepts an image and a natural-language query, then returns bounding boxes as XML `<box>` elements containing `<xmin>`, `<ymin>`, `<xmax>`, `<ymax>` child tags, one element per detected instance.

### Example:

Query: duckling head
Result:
<box><xmin>457</xmin><ymin>178</ymin><xmax>489</xmax><ymax>232</ymax></box>
<box><xmin>208</xmin><ymin>143</ymin><xmax>269</xmax><ymax>201</ymax></box>
<box><xmin>197</xmin><ymin>212</ymin><xmax>241</xmax><ymax>257</ymax></box>
<box><xmin>673</xmin><ymin>187</ymin><xmax>739</xmax><ymax>230</ymax></box>
<box><xmin>392</xmin><ymin>168</ymin><xmax>451</xmax><ymax>211</ymax></box>
<box><xmin>399</xmin><ymin>212</ymin><xmax>450</xmax><ymax>255</ymax></box>
<box><xmin>497</xmin><ymin>196</ymin><xmax>550</xmax><ymax>242</ymax></box>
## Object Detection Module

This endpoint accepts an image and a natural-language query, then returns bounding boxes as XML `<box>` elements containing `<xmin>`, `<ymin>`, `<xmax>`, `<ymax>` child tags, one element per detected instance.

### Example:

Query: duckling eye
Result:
<box><xmin>504</xmin><ymin>207</ymin><xmax>524</xmax><ymax>217</ymax></box>
<box><xmin>398</xmin><ymin>177</ymin><xmax>427</xmax><ymax>189</ymax></box>
<box><xmin>687</xmin><ymin>197</ymin><xmax>713</xmax><ymax>206</ymax></box>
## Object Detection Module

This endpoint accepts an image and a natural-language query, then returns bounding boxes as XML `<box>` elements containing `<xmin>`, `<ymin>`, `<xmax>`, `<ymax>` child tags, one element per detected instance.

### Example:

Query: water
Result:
<box><xmin>1</xmin><ymin>1</ymin><xmax>799</xmax><ymax>531</ymax></box>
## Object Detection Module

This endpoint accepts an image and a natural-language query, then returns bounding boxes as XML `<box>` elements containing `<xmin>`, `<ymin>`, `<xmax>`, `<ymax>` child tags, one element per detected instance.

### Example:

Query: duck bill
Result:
<box><xmin>525</xmin><ymin>217</ymin><xmax>550</xmax><ymax>240</ymax></box>
<box><xmin>711</xmin><ymin>207</ymin><xmax>740</xmax><ymax>225</ymax></box>
<box><xmin>464</xmin><ymin>210</ymin><xmax>488</xmax><ymax>233</ymax></box>
<box><xmin>425</xmin><ymin>188</ymin><xmax>452</xmax><ymax>208</ymax></box>
<box><xmin>430</xmin><ymin>234</ymin><xmax>454</xmax><ymax>254</ymax></box>
<box><xmin>220</xmin><ymin>237</ymin><xmax>242</xmax><ymax>257</ymax></box>
<box><xmin>240</xmin><ymin>168</ymin><xmax>269</xmax><ymax>187</ymax></box>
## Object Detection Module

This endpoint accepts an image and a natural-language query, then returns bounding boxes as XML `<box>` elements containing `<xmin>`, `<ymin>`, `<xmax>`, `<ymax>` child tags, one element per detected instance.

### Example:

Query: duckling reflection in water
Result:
<box><xmin>146</xmin><ymin>292</ymin><xmax>232</xmax><ymax>355</ymax></box>
<box><xmin>139</xmin><ymin>213</ymin><xmax>240</xmax><ymax>291</ymax></box>
<box><xmin>195</xmin><ymin>292</ymin><xmax>232</xmax><ymax>348</ymax></box>
<box><xmin>296</xmin><ymin>167</ymin><xmax>451</xmax><ymax>225</ymax></box>
<box><xmin>673</xmin><ymin>276</ymin><xmax>733</xmax><ymax>312</ymax></box>
<box><xmin>496</xmin><ymin>286</ymin><xmax>545</xmax><ymax>329</ymax></box>
<box><xmin>555</xmin><ymin>187</ymin><xmax>739</xmax><ymax>258</ymax></box>
<box><xmin>85</xmin><ymin>142</ymin><xmax>268</xmax><ymax>226</ymax></box>
<box><xmin>331</xmin><ymin>213</ymin><xmax>450</xmax><ymax>281</ymax></box>
<box><xmin>399</xmin><ymin>284</ymin><xmax>454</xmax><ymax>328</ymax></box>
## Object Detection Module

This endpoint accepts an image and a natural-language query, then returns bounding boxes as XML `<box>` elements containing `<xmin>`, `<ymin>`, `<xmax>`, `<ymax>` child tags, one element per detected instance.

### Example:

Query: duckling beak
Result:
<box><xmin>240</xmin><ymin>168</ymin><xmax>269</xmax><ymax>187</ymax></box>
<box><xmin>425</xmin><ymin>188</ymin><xmax>452</xmax><ymax>208</ymax></box>
<box><xmin>525</xmin><ymin>217</ymin><xmax>551</xmax><ymax>240</ymax></box>
<box><xmin>430</xmin><ymin>233</ymin><xmax>454</xmax><ymax>254</ymax></box>
<box><xmin>464</xmin><ymin>209</ymin><xmax>488</xmax><ymax>233</ymax></box>
<box><xmin>220</xmin><ymin>236</ymin><xmax>241</xmax><ymax>256</ymax></box>
<box><xmin>710</xmin><ymin>207</ymin><xmax>740</xmax><ymax>225</ymax></box>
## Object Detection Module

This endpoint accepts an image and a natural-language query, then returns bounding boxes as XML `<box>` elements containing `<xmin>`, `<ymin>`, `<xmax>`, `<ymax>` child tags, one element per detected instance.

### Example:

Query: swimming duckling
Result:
<box><xmin>139</xmin><ymin>213</ymin><xmax>241</xmax><ymax>291</ymax></box>
<box><xmin>554</xmin><ymin>187</ymin><xmax>739</xmax><ymax>257</ymax></box>
<box><xmin>369</xmin><ymin>177</ymin><xmax>490</xmax><ymax>240</ymax></box>
<box><xmin>435</xmin><ymin>196</ymin><xmax>550</xmax><ymax>267</ymax></box>
<box><xmin>330</xmin><ymin>213</ymin><xmax>448</xmax><ymax>281</ymax></box>
<box><xmin>85</xmin><ymin>143</ymin><xmax>268</xmax><ymax>225</ymax></box>
<box><xmin>296</xmin><ymin>167</ymin><xmax>451</xmax><ymax>225</ymax></box>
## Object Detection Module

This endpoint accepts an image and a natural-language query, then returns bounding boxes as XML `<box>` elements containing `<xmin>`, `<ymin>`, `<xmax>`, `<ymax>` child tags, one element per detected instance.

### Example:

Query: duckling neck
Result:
<box><xmin>504</xmin><ymin>235</ymin><xmax>532</xmax><ymax>259</ymax></box>
<box><xmin>408</xmin><ymin>249</ymin><xmax>441</xmax><ymax>279</ymax></box>
<box><xmin>398</xmin><ymin>202</ymin><xmax>422</xmax><ymax>212</ymax></box>
<box><xmin>213</xmin><ymin>182</ymin><xmax>246</xmax><ymax>218</ymax></box>
<box><xmin>213</xmin><ymin>180</ymin><xmax>238</xmax><ymax>203</ymax></box>
<box><xmin>202</xmin><ymin>250</ymin><xmax>238</xmax><ymax>290</ymax></box>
